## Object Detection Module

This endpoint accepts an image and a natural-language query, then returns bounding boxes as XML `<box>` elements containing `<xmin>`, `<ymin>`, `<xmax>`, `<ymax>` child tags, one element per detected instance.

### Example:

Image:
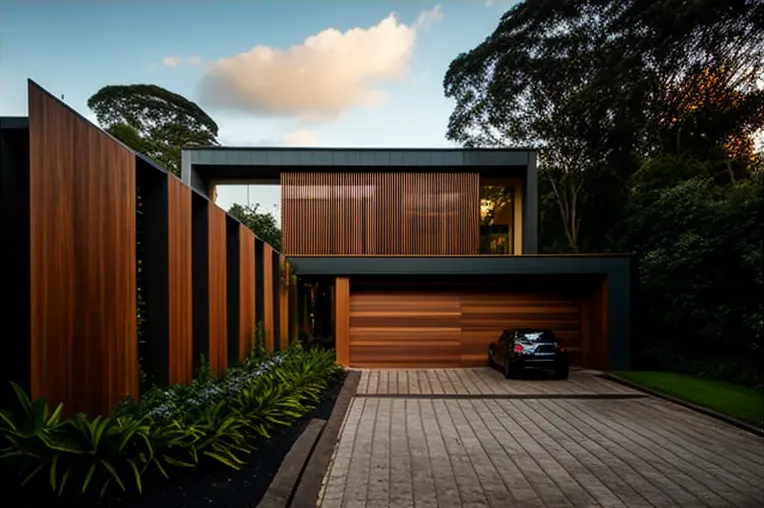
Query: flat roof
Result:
<box><xmin>183</xmin><ymin>146</ymin><xmax>535</xmax><ymax>168</ymax></box>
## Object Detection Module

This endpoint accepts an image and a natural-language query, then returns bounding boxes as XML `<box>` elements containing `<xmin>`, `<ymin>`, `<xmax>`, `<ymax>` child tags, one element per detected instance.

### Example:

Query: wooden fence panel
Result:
<box><xmin>239</xmin><ymin>226</ymin><xmax>256</xmax><ymax>361</ymax></box>
<box><xmin>168</xmin><ymin>177</ymin><xmax>193</xmax><ymax>385</ymax></box>
<box><xmin>28</xmin><ymin>81</ymin><xmax>137</xmax><ymax>416</ymax></box>
<box><xmin>208</xmin><ymin>205</ymin><xmax>228</xmax><ymax>375</ymax></box>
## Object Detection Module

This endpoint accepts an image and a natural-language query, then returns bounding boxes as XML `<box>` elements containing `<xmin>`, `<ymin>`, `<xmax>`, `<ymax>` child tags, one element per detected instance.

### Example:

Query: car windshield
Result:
<box><xmin>517</xmin><ymin>330</ymin><xmax>554</xmax><ymax>342</ymax></box>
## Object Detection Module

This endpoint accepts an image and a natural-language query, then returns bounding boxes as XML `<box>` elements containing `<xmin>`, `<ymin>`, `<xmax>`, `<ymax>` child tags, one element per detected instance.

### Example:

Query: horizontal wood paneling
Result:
<box><xmin>239</xmin><ymin>225</ymin><xmax>256</xmax><ymax>361</ymax></box>
<box><xmin>282</xmin><ymin>172</ymin><xmax>480</xmax><ymax>255</ymax></box>
<box><xmin>335</xmin><ymin>277</ymin><xmax>350</xmax><ymax>366</ymax></box>
<box><xmin>347</xmin><ymin>287</ymin><xmax>583</xmax><ymax>368</ymax></box>
<box><xmin>167</xmin><ymin>177</ymin><xmax>193</xmax><ymax>385</ymax></box>
<box><xmin>29</xmin><ymin>82</ymin><xmax>137</xmax><ymax>416</ymax></box>
<box><xmin>460</xmin><ymin>291</ymin><xmax>582</xmax><ymax>367</ymax></box>
<box><xmin>350</xmin><ymin>291</ymin><xmax>463</xmax><ymax>368</ymax></box>
<box><xmin>262</xmin><ymin>243</ymin><xmax>275</xmax><ymax>352</ymax></box>
<box><xmin>208</xmin><ymin>205</ymin><xmax>227</xmax><ymax>375</ymax></box>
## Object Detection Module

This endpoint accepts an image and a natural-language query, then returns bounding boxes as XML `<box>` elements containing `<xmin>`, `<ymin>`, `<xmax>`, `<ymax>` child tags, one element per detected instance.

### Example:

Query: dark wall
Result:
<box><xmin>136</xmin><ymin>159</ymin><xmax>170</xmax><ymax>387</ymax></box>
<box><xmin>226</xmin><ymin>216</ymin><xmax>240</xmax><ymax>366</ymax></box>
<box><xmin>191</xmin><ymin>193</ymin><xmax>209</xmax><ymax>371</ymax></box>
<box><xmin>0</xmin><ymin>123</ymin><xmax>30</xmax><ymax>407</ymax></box>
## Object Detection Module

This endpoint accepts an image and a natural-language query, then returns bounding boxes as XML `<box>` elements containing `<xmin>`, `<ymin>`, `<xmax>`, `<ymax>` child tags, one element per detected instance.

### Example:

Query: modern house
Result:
<box><xmin>182</xmin><ymin>148</ymin><xmax>632</xmax><ymax>370</ymax></box>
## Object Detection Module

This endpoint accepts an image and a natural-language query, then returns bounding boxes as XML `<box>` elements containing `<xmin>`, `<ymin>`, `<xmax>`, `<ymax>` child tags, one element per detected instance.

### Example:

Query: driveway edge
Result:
<box><xmin>599</xmin><ymin>373</ymin><xmax>764</xmax><ymax>438</ymax></box>
<box><xmin>256</xmin><ymin>418</ymin><xmax>326</xmax><ymax>508</ymax></box>
<box><xmin>289</xmin><ymin>369</ymin><xmax>361</xmax><ymax>508</ymax></box>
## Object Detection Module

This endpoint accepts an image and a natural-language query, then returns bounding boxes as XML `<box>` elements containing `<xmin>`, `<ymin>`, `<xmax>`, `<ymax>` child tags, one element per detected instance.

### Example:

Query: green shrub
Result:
<box><xmin>0</xmin><ymin>346</ymin><xmax>343</xmax><ymax>501</ymax></box>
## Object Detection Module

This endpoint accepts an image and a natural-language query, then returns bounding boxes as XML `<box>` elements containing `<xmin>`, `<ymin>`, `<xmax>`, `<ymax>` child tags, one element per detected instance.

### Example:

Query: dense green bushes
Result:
<box><xmin>0</xmin><ymin>346</ymin><xmax>342</xmax><ymax>501</ymax></box>
<box><xmin>617</xmin><ymin>158</ymin><xmax>763</xmax><ymax>387</ymax></box>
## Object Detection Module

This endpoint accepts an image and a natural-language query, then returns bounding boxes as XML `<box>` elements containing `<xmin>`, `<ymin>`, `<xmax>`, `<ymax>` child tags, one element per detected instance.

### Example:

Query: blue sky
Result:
<box><xmin>0</xmin><ymin>0</ymin><xmax>515</xmax><ymax>215</ymax></box>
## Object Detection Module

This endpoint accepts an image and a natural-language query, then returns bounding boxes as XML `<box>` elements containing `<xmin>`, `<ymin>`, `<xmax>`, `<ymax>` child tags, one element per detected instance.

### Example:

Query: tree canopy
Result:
<box><xmin>444</xmin><ymin>0</ymin><xmax>764</xmax><ymax>251</ymax></box>
<box><xmin>228</xmin><ymin>203</ymin><xmax>282</xmax><ymax>252</ymax></box>
<box><xmin>87</xmin><ymin>84</ymin><xmax>219</xmax><ymax>176</ymax></box>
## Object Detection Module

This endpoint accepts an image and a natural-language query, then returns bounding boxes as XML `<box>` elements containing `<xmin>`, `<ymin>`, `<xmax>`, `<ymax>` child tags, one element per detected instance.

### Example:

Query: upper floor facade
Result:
<box><xmin>181</xmin><ymin>148</ymin><xmax>538</xmax><ymax>256</ymax></box>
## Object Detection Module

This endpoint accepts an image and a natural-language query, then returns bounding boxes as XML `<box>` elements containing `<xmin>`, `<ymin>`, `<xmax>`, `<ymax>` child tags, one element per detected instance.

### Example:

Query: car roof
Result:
<box><xmin>504</xmin><ymin>328</ymin><xmax>554</xmax><ymax>334</ymax></box>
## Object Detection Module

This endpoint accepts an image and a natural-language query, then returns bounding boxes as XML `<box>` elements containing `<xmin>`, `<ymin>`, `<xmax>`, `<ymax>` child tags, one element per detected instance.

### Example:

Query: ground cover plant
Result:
<box><xmin>0</xmin><ymin>345</ymin><xmax>342</xmax><ymax>505</ymax></box>
<box><xmin>617</xmin><ymin>370</ymin><xmax>764</xmax><ymax>427</ymax></box>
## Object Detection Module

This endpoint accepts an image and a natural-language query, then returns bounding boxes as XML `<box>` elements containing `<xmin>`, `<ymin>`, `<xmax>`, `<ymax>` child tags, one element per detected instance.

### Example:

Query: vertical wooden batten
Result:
<box><xmin>167</xmin><ymin>177</ymin><xmax>193</xmax><ymax>385</ymax></box>
<box><xmin>239</xmin><ymin>225</ymin><xmax>256</xmax><ymax>361</ymax></box>
<box><xmin>28</xmin><ymin>81</ymin><xmax>138</xmax><ymax>416</ymax></box>
<box><xmin>207</xmin><ymin>205</ymin><xmax>228</xmax><ymax>375</ymax></box>
<box><xmin>335</xmin><ymin>277</ymin><xmax>350</xmax><ymax>366</ymax></box>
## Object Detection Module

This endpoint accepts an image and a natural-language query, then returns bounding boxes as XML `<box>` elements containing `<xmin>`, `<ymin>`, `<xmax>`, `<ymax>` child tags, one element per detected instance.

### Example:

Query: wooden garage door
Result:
<box><xmin>348</xmin><ymin>288</ymin><xmax>582</xmax><ymax>368</ymax></box>
<box><xmin>349</xmin><ymin>291</ymin><xmax>462</xmax><ymax>368</ymax></box>
<box><xmin>460</xmin><ymin>291</ymin><xmax>582</xmax><ymax>367</ymax></box>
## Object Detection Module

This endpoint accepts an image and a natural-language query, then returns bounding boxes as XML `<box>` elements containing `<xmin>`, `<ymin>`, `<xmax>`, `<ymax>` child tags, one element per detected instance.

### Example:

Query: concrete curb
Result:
<box><xmin>353</xmin><ymin>392</ymin><xmax>647</xmax><ymax>400</ymax></box>
<box><xmin>599</xmin><ymin>373</ymin><xmax>764</xmax><ymax>438</ymax></box>
<box><xmin>290</xmin><ymin>370</ymin><xmax>361</xmax><ymax>508</ymax></box>
<box><xmin>256</xmin><ymin>418</ymin><xmax>326</xmax><ymax>508</ymax></box>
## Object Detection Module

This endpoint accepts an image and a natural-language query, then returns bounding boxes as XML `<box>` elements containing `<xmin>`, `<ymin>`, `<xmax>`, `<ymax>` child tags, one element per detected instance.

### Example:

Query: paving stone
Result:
<box><xmin>317</xmin><ymin>370</ymin><xmax>764</xmax><ymax>508</ymax></box>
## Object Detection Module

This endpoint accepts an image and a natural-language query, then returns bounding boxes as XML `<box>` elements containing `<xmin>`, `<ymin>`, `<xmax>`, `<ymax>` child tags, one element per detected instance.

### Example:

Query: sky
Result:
<box><xmin>0</xmin><ymin>0</ymin><xmax>517</xmax><ymax>218</ymax></box>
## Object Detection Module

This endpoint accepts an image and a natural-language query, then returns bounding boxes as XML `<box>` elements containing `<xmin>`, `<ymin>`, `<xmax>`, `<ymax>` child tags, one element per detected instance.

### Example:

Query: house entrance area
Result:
<box><xmin>340</xmin><ymin>275</ymin><xmax>609</xmax><ymax>370</ymax></box>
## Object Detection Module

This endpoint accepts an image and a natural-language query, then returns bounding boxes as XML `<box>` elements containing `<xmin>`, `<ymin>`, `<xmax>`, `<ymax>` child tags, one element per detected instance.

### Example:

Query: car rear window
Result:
<box><xmin>519</xmin><ymin>330</ymin><xmax>554</xmax><ymax>341</ymax></box>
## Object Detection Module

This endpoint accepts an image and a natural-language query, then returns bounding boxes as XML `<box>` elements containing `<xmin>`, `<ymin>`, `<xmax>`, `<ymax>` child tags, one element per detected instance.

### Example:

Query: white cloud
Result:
<box><xmin>284</xmin><ymin>129</ymin><xmax>318</xmax><ymax>146</ymax></box>
<box><xmin>188</xmin><ymin>55</ymin><xmax>206</xmax><ymax>67</ymax></box>
<box><xmin>197</xmin><ymin>6</ymin><xmax>442</xmax><ymax>121</ymax></box>
<box><xmin>162</xmin><ymin>56</ymin><xmax>181</xmax><ymax>67</ymax></box>
<box><xmin>414</xmin><ymin>5</ymin><xmax>443</xmax><ymax>29</ymax></box>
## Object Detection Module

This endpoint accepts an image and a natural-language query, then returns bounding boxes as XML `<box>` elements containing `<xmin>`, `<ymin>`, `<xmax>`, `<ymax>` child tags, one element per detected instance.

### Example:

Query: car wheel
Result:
<box><xmin>554</xmin><ymin>363</ymin><xmax>569</xmax><ymax>380</ymax></box>
<box><xmin>504</xmin><ymin>358</ymin><xmax>514</xmax><ymax>379</ymax></box>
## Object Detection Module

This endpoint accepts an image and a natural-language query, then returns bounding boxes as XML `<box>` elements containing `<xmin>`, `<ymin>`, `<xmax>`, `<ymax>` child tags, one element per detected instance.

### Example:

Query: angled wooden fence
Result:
<box><xmin>0</xmin><ymin>81</ymin><xmax>299</xmax><ymax>417</ymax></box>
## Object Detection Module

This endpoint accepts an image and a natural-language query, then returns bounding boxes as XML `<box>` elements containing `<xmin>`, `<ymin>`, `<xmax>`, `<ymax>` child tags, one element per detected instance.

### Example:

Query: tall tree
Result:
<box><xmin>88</xmin><ymin>84</ymin><xmax>219</xmax><ymax>176</ymax></box>
<box><xmin>228</xmin><ymin>203</ymin><xmax>282</xmax><ymax>252</ymax></box>
<box><xmin>444</xmin><ymin>0</ymin><xmax>764</xmax><ymax>252</ymax></box>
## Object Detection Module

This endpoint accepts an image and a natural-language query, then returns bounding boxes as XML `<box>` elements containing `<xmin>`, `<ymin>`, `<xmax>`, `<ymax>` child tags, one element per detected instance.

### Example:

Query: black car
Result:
<box><xmin>488</xmin><ymin>328</ymin><xmax>569</xmax><ymax>380</ymax></box>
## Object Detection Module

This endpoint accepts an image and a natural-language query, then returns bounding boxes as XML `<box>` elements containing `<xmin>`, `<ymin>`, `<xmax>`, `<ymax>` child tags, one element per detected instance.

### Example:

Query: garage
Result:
<box><xmin>347</xmin><ymin>286</ymin><xmax>584</xmax><ymax>368</ymax></box>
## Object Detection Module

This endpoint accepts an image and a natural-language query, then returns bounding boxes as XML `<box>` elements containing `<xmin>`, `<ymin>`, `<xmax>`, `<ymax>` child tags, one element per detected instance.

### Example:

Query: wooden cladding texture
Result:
<box><xmin>346</xmin><ymin>288</ymin><xmax>586</xmax><ymax>368</ymax></box>
<box><xmin>460</xmin><ymin>290</ymin><xmax>582</xmax><ymax>367</ymax></box>
<box><xmin>281</xmin><ymin>172</ymin><xmax>480</xmax><ymax>255</ymax></box>
<box><xmin>168</xmin><ymin>178</ymin><xmax>193</xmax><ymax>385</ymax></box>
<box><xmin>262</xmin><ymin>243</ymin><xmax>275</xmax><ymax>352</ymax></box>
<box><xmin>208</xmin><ymin>205</ymin><xmax>228</xmax><ymax>375</ymax></box>
<box><xmin>239</xmin><ymin>225</ymin><xmax>257</xmax><ymax>362</ymax></box>
<box><xmin>349</xmin><ymin>291</ymin><xmax>462</xmax><ymax>368</ymax></box>
<box><xmin>28</xmin><ymin>82</ymin><xmax>138</xmax><ymax>416</ymax></box>
<box><xmin>335</xmin><ymin>278</ymin><xmax>350</xmax><ymax>366</ymax></box>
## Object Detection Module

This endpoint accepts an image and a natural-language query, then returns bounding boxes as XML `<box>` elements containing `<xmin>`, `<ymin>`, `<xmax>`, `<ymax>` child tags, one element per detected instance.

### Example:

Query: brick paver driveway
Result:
<box><xmin>318</xmin><ymin>368</ymin><xmax>764</xmax><ymax>508</ymax></box>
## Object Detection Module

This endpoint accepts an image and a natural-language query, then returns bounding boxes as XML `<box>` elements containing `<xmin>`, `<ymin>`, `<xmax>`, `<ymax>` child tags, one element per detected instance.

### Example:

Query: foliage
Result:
<box><xmin>87</xmin><ymin>84</ymin><xmax>219</xmax><ymax>177</ymax></box>
<box><xmin>616</xmin><ymin>371</ymin><xmax>764</xmax><ymax>427</ymax></box>
<box><xmin>618</xmin><ymin>157</ymin><xmax>763</xmax><ymax>386</ymax></box>
<box><xmin>0</xmin><ymin>346</ymin><xmax>342</xmax><ymax>502</ymax></box>
<box><xmin>443</xmin><ymin>0</ymin><xmax>764</xmax><ymax>252</ymax></box>
<box><xmin>228</xmin><ymin>203</ymin><xmax>282</xmax><ymax>252</ymax></box>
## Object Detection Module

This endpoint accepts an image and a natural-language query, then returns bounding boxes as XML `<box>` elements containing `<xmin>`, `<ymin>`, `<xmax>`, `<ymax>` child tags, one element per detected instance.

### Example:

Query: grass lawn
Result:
<box><xmin>615</xmin><ymin>370</ymin><xmax>764</xmax><ymax>427</ymax></box>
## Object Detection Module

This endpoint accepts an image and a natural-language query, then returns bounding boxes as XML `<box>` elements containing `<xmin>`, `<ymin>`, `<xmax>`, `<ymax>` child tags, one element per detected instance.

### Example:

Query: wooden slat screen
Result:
<box><xmin>208</xmin><ymin>205</ymin><xmax>228</xmax><ymax>375</ymax></box>
<box><xmin>281</xmin><ymin>172</ymin><xmax>480</xmax><ymax>255</ymax></box>
<box><xmin>167</xmin><ymin>177</ymin><xmax>193</xmax><ymax>385</ymax></box>
<box><xmin>28</xmin><ymin>82</ymin><xmax>138</xmax><ymax>416</ymax></box>
<box><xmin>239</xmin><ymin>225</ymin><xmax>256</xmax><ymax>361</ymax></box>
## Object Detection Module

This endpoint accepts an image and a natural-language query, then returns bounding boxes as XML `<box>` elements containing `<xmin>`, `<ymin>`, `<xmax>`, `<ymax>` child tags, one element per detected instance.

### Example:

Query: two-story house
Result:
<box><xmin>182</xmin><ymin>147</ymin><xmax>632</xmax><ymax>371</ymax></box>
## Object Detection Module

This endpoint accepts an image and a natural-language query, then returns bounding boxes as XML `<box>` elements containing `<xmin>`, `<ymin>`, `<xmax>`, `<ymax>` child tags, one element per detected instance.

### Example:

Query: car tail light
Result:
<box><xmin>559</xmin><ymin>345</ymin><xmax>566</xmax><ymax>352</ymax></box>
<box><xmin>513</xmin><ymin>344</ymin><xmax>523</xmax><ymax>353</ymax></box>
